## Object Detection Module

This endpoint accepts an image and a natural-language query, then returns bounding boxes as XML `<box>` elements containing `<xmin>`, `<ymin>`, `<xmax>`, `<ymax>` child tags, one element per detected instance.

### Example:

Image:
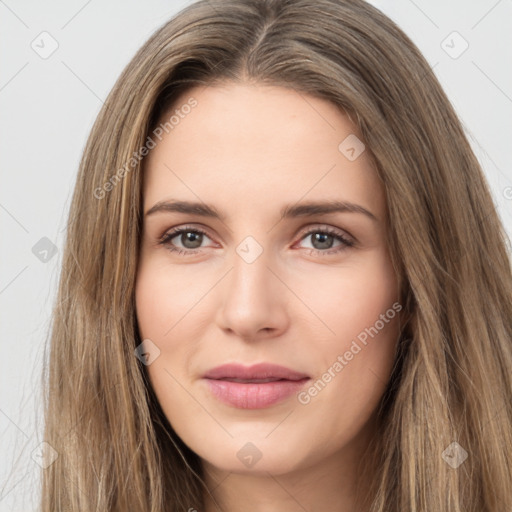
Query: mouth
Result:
<box><xmin>202</xmin><ymin>363</ymin><xmax>310</xmax><ymax>409</ymax></box>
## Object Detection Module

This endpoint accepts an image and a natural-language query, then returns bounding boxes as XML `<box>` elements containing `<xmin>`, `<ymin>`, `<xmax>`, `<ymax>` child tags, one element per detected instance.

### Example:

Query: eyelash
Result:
<box><xmin>158</xmin><ymin>225</ymin><xmax>355</xmax><ymax>257</ymax></box>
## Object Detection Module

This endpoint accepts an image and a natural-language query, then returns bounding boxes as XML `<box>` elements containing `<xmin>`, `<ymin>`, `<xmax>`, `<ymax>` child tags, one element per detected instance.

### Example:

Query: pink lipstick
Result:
<box><xmin>203</xmin><ymin>363</ymin><xmax>310</xmax><ymax>409</ymax></box>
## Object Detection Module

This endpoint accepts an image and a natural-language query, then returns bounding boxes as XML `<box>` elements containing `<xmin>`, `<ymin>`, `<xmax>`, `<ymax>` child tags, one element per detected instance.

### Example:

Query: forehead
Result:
<box><xmin>142</xmin><ymin>83</ymin><xmax>384</xmax><ymax>221</ymax></box>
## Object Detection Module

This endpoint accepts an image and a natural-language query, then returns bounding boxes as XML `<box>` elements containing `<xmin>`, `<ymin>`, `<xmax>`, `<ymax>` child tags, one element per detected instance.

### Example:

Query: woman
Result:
<box><xmin>41</xmin><ymin>0</ymin><xmax>512</xmax><ymax>510</ymax></box>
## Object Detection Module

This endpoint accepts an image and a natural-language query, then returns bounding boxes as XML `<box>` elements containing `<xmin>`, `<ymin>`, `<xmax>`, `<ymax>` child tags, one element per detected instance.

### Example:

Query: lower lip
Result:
<box><xmin>204</xmin><ymin>378</ymin><xmax>310</xmax><ymax>409</ymax></box>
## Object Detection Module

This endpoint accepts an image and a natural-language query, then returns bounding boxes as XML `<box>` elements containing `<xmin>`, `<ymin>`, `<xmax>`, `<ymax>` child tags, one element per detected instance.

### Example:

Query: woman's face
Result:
<box><xmin>135</xmin><ymin>83</ymin><xmax>401</xmax><ymax>477</ymax></box>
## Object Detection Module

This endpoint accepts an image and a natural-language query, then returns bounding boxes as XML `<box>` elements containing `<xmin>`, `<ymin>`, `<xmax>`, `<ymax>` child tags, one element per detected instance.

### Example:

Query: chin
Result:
<box><xmin>192</xmin><ymin>435</ymin><xmax>315</xmax><ymax>476</ymax></box>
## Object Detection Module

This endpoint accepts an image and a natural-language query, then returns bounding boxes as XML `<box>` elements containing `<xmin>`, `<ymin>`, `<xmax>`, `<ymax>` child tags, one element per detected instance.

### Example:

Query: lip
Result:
<box><xmin>202</xmin><ymin>363</ymin><xmax>310</xmax><ymax>409</ymax></box>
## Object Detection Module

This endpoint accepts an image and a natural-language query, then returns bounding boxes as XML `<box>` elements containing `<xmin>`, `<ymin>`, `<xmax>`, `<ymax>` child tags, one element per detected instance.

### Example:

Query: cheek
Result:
<box><xmin>135</xmin><ymin>263</ymin><xmax>199</xmax><ymax>427</ymax></box>
<box><xmin>135</xmin><ymin>258</ymin><xmax>201</xmax><ymax>339</ymax></box>
<box><xmin>296</xmin><ymin>248</ymin><xmax>399</xmax><ymax>344</ymax></box>
<box><xmin>134</xmin><ymin>258</ymin><xmax>208</xmax><ymax>382</ymax></box>
<box><xmin>294</xmin><ymin>249</ymin><xmax>400</xmax><ymax>409</ymax></box>
<box><xmin>342</xmin><ymin>255</ymin><xmax>398</xmax><ymax>340</ymax></box>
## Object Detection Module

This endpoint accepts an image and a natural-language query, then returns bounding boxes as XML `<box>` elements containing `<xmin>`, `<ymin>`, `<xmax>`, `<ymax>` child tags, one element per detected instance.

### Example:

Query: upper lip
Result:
<box><xmin>203</xmin><ymin>363</ymin><xmax>309</xmax><ymax>381</ymax></box>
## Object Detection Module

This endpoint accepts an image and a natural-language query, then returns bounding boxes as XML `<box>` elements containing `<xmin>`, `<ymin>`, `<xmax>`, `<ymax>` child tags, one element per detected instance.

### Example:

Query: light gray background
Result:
<box><xmin>1</xmin><ymin>1</ymin><xmax>511</xmax><ymax>510</ymax></box>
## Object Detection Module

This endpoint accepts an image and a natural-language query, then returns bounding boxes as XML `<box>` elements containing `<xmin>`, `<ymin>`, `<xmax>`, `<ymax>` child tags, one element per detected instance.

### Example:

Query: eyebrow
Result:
<box><xmin>145</xmin><ymin>199</ymin><xmax>378</xmax><ymax>223</ymax></box>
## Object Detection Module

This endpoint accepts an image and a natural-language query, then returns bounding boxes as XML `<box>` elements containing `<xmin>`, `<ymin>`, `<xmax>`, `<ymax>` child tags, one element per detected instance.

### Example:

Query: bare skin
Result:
<box><xmin>135</xmin><ymin>83</ymin><xmax>401</xmax><ymax>512</ymax></box>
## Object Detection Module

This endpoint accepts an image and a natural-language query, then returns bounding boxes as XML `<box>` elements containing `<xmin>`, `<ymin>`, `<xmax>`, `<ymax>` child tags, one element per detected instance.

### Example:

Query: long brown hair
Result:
<box><xmin>41</xmin><ymin>0</ymin><xmax>512</xmax><ymax>510</ymax></box>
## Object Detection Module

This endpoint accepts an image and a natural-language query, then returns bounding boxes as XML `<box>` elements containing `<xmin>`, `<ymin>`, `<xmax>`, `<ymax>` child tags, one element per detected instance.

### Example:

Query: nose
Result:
<box><xmin>214</xmin><ymin>242</ymin><xmax>289</xmax><ymax>341</ymax></box>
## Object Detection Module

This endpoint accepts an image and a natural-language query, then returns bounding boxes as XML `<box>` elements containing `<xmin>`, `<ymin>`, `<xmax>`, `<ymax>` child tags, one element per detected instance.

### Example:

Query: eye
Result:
<box><xmin>158</xmin><ymin>225</ymin><xmax>355</xmax><ymax>257</ymax></box>
<box><xmin>158</xmin><ymin>225</ymin><xmax>213</xmax><ymax>256</ymax></box>
<box><xmin>296</xmin><ymin>226</ymin><xmax>355</xmax><ymax>255</ymax></box>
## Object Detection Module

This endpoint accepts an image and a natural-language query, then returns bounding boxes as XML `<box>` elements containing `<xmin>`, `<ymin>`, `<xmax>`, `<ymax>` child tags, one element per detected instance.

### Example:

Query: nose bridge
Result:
<box><xmin>216</xmin><ymin>234</ymin><xmax>286</xmax><ymax>337</ymax></box>
<box><xmin>230</xmin><ymin>234</ymin><xmax>274</xmax><ymax>305</ymax></box>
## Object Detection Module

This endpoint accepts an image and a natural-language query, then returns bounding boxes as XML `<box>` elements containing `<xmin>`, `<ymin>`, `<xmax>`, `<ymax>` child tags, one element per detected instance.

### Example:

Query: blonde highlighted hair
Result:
<box><xmin>41</xmin><ymin>0</ymin><xmax>512</xmax><ymax>510</ymax></box>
